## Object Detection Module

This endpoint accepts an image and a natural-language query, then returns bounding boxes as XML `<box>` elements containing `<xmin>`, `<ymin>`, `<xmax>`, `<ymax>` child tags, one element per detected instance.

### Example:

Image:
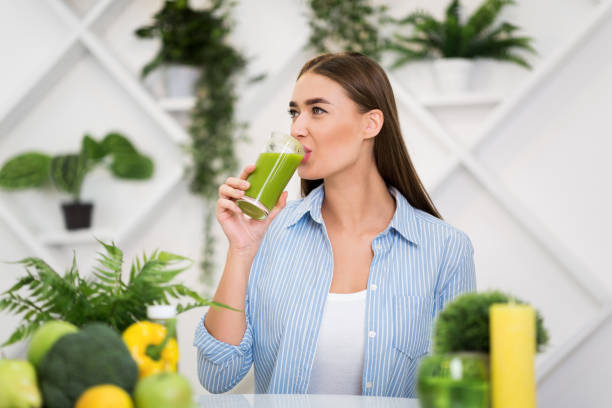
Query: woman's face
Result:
<box><xmin>289</xmin><ymin>72</ymin><xmax>370</xmax><ymax>180</ymax></box>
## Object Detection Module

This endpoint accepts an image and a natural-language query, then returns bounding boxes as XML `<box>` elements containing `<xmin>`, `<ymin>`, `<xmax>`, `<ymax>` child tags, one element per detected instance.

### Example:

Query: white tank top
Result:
<box><xmin>307</xmin><ymin>289</ymin><xmax>367</xmax><ymax>395</ymax></box>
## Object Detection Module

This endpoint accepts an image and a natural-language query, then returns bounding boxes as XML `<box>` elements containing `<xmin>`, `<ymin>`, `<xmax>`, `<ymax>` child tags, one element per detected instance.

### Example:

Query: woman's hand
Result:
<box><xmin>217</xmin><ymin>164</ymin><xmax>288</xmax><ymax>255</ymax></box>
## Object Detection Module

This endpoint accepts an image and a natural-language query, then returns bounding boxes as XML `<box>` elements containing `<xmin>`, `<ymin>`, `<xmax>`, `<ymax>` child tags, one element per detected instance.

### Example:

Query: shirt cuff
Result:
<box><xmin>193</xmin><ymin>311</ymin><xmax>253</xmax><ymax>365</ymax></box>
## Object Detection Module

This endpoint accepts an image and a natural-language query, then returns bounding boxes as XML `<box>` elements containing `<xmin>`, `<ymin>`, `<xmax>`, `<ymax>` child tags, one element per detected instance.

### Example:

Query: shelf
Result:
<box><xmin>159</xmin><ymin>93</ymin><xmax>503</xmax><ymax>112</ymax></box>
<box><xmin>418</xmin><ymin>92</ymin><xmax>503</xmax><ymax>108</ymax></box>
<box><xmin>38</xmin><ymin>228</ymin><xmax>115</xmax><ymax>246</ymax></box>
<box><xmin>158</xmin><ymin>97</ymin><xmax>196</xmax><ymax>112</ymax></box>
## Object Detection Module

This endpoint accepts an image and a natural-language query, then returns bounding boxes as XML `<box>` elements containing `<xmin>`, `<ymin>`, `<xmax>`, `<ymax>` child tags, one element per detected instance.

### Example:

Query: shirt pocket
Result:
<box><xmin>386</xmin><ymin>294</ymin><xmax>435</xmax><ymax>397</ymax></box>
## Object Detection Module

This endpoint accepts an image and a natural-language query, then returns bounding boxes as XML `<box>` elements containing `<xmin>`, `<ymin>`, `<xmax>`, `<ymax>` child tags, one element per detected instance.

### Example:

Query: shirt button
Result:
<box><xmin>368</xmin><ymin>330</ymin><xmax>376</xmax><ymax>338</ymax></box>
<box><xmin>366</xmin><ymin>382</ymin><xmax>373</xmax><ymax>389</ymax></box>
<box><xmin>370</xmin><ymin>284</ymin><xmax>377</xmax><ymax>291</ymax></box>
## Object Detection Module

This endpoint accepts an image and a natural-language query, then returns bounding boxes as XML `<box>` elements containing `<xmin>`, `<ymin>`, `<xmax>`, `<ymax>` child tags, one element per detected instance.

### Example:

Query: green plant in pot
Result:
<box><xmin>0</xmin><ymin>240</ymin><xmax>237</xmax><ymax>346</ymax></box>
<box><xmin>0</xmin><ymin>132</ymin><xmax>153</xmax><ymax>230</ymax></box>
<box><xmin>418</xmin><ymin>291</ymin><xmax>549</xmax><ymax>408</ymax></box>
<box><xmin>388</xmin><ymin>0</ymin><xmax>536</xmax><ymax>92</ymax></box>
<box><xmin>135</xmin><ymin>0</ymin><xmax>252</xmax><ymax>287</ymax></box>
<box><xmin>305</xmin><ymin>0</ymin><xmax>390</xmax><ymax>61</ymax></box>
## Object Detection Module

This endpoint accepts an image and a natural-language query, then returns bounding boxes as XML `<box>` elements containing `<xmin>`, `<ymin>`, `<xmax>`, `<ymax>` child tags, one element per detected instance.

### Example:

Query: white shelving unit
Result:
<box><xmin>418</xmin><ymin>92</ymin><xmax>503</xmax><ymax>108</ymax></box>
<box><xmin>38</xmin><ymin>228</ymin><xmax>114</xmax><ymax>246</ymax></box>
<box><xmin>1</xmin><ymin>0</ymin><xmax>612</xmax><ymax>391</ymax></box>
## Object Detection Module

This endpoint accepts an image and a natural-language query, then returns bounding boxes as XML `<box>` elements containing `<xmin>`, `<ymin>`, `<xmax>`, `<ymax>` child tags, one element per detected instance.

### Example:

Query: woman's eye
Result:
<box><xmin>312</xmin><ymin>106</ymin><xmax>326</xmax><ymax>115</ymax></box>
<box><xmin>288</xmin><ymin>109</ymin><xmax>298</xmax><ymax>119</ymax></box>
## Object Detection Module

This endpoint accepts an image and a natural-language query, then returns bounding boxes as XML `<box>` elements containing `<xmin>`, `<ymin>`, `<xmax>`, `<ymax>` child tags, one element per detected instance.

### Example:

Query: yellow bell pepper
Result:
<box><xmin>122</xmin><ymin>321</ymin><xmax>178</xmax><ymax>378</ymax></box>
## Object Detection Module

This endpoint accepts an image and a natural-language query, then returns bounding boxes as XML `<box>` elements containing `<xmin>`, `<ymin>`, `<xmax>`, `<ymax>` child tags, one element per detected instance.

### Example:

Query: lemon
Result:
<box><xmin>75</xmin><ymin>384</ymin><xmax>133</xmax><ymax>408</ymax></box>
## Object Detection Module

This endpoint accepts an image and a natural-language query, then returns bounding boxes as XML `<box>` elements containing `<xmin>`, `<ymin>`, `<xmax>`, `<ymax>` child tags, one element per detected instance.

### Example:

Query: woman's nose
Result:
<box><xmin>290</xmin><ymin>115</ymin><xmax>307</xmax><ymax>139</ymax></box>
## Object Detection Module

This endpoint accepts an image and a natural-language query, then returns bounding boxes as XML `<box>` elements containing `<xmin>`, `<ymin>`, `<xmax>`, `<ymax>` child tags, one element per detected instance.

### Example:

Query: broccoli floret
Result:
<box><xmin>38</xmin><ymin>323</ymin><xmax>138</xmax><ymax>408</ymax></box>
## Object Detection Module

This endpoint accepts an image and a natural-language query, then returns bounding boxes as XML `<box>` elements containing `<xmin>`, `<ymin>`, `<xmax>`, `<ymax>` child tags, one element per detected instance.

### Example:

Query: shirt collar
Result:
<box><xmin>286</xmin><ymin>184</ymin><xmax>420</xmax><ymax>246</ymax></box>
<box><xmin>286</xmin><ymin>184</ymin><xmax>326</xmax><ymax>227</ymax></box>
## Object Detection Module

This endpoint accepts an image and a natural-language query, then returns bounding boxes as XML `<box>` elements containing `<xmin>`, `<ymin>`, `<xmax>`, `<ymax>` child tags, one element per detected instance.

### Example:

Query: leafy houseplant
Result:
<box><xmin>0</xmin><ymin>240</ymin><xmax>235</xmax><ymax>347</ymax></box>
<box><xmin>433</xmin><ymin>290</ymin><xmax>548</xmax><ymax>354</ymax></box>
<box><xmin>417</xmin><ymin>291</ymin><xmax>549</xmax><ymax>407</ymax></box>
<box><xmin>305</xmin><ymin>0</ymin><xmax>389</xmax><ymax>61</ymax></box>
<box><xmin>0</xmin><ymin>132</ymin><xmax>153</xmax><ymax>230</ymax></box>
<box><xmin>388</xmin><ymin>0</ymin><xmax>536</xmax><ymax>92</ymax></box>
<box><xmin>135</xmin><ymin>0</ymin><xmax>250</xmax><ymax>287</ymax></box>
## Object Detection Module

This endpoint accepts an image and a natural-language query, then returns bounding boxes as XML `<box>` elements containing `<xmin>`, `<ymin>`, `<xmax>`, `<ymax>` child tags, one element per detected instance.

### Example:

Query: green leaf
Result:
<box><xmin>0</xmin><ymin>152</ymin><xmax>52</xmax><ymax>190</ymax></box>
<box><xmin>109</xmin><ymin>153</ymin><xmax>154</xmax><ymax>179</ymax></box>
<box><xmin>50</xmin><ymin>154</ymin><xmax>88</xmax><ymax>200</ymax></box>
<box><xmin>81</xmin><ymin>134</ymin><xmax>107</xmax><ymax>162</ymax></box>
<box><xmin>445</xmin><ymin>0</ymin><xmax>461</xmax><ymax>21</ymax></box>
<box><xmin>157</xmin><ymin>251</ymin><xmax>192</xmax><ymax>263</ymax></box>
<box><xmin>466</xmin><ymin>0</ymin><xmax>514</xmax><ymax>35</ymax></box>
<box><xmin>101</xmin><ymin>133</ymin><xmax>137</xmax><ymax>155</ymax></box>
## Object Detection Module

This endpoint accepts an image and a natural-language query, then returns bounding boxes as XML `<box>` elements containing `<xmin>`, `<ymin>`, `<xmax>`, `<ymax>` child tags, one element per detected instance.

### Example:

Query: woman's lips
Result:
<box><xmin>301</xmin><ymin>151</ymin><xmax>311</xmax><ymax>163</ymax></box>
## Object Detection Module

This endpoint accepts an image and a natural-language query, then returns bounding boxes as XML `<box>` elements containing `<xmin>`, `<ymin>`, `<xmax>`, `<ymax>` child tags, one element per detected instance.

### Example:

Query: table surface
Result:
<box><xmin>198</xmin><ymin>394</ymin><xmax>419</xmax><ymax>407</ymax></box>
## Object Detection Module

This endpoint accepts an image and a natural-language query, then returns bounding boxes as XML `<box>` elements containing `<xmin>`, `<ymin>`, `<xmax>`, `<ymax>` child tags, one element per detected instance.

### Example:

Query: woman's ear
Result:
<box><xmin>363</xmin><ymin>109</ymin><xmax>384</xmax><ymax>140</ymax></box>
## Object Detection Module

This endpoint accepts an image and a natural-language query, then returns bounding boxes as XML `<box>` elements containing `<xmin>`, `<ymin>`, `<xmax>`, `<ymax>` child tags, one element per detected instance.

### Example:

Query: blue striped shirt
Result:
<box><xmin>194</xmin><ymin>184</ymin><xmax>476</xmax><ymax>397</ymax></box>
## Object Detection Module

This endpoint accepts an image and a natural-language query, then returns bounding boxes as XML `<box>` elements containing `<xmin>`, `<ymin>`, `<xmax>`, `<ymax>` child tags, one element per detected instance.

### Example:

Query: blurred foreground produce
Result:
<box><xmin>123</xmin><ymin>321</ymin><xmax>179</xmax><ymax>379</ymax></box>
<box><xmin>75</xmin><ymin>384</ymin><xmax>134</xmax><ymax>408</ymax></box>
<box><xmin>0</xmin><ymin>359</ymin><xmax>42</xmax><ymax>408</ymax></box>
<box><xmin>37</xmin><ymin>323</ymin><xmax>138</xmax><ymax>408</ymax></box>
<box><xmin>27</xmin><ymin>320</ymin><xmax>78</xmax><ymax>368</ymax></box>
<box><xmin>134</xmin><ymin>372</ymin><xmax>196</xmax><ymax>408</ymax></box>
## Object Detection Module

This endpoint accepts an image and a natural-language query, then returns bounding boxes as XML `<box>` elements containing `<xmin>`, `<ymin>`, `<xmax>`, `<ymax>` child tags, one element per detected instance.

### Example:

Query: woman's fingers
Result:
<box><xmin>225</xmin><ymin>177</ymin><xmax>250</xmax><ymax>190</ymax></box>
<box><xmin>239</xmin><ymin>164</ymin><xmax>256</xmax><ymax>180</ymax></box>
<box><xmin>219</xmin><ymin>184</ymin><xmax>245</xmax><ymax>200</ymax></box>
<box><xmin>217</xmin><ymin>198</ymin><xmax>242</xmax><ymax>214</ymax></box>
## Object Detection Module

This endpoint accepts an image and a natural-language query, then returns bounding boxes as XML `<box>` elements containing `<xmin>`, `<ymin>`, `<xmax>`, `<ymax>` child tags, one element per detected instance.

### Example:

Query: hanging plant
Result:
<box><xmin>135</xmin><ymin>0</ymin><xmax>250</xmax><ymax>287</ymax></box>
<box><xmin>305</xmin><ymin>0</ymin><xmax>390</xmax><ymax>61</ymax></box>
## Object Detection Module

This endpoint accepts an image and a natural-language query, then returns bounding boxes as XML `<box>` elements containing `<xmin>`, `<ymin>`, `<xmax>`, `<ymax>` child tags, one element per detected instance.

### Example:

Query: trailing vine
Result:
<box><xmin>305</xmin><ymin>0</ymin><xmax>390</xmax><ymax>61</ymax></box>
<box><xmin>135</xmin><ymin>0</ymin><xmax>248</xmax><ymax>288</ymax></box>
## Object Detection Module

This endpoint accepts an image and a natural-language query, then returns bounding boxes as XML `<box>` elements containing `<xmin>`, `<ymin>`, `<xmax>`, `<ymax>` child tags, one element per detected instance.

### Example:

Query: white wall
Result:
<box><xmin>1</xmin><ymin>0</ymin><xmax>611</xmax><ymax>405</ymax></box>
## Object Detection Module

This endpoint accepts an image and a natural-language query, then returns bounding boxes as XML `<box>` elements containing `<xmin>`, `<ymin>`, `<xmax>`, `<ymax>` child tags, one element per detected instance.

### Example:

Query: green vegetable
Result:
<box><xmin>37</xmin><ymin>323</ymin><xmax>138</xmax><ymax>408</ymax></box>
<box><xmin>433</xmin><ymin>290</ymin><xmax>549</xmax><ymax>354</ymax></box>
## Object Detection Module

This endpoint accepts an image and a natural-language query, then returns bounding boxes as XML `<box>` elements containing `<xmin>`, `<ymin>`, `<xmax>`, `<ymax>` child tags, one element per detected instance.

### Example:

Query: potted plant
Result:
<box><xmin>305</xmin><ymin>0</ymin><xmax>390</xmax><ymax>61</ymax></box>
<box><xmin>417</xmin><ymin>291</ymin><xmax>549</xmax><ymax>407</ymax></box>
<box><xmin>0</xmin><ymin>240</ymin><xmax>236</xmax><ymax>347</ymax></box>
<box><xmin>0</xmin><ymin>132</ymin><xmax>154</xmax><ymax>230</ymax></box>
<box><xmin>135</xmin><ymin>0</ymin><xmax>251</xmax><ymax>286</ymax></box>
<box><xmin>135</xmin><ymin>0</ymin><xmax>245</xmax><ymax>98</ymax></box>
<box><xmin>388</xmin><ymin>0</ymin><xmax>536</xmax><ymax>93</ymax></box>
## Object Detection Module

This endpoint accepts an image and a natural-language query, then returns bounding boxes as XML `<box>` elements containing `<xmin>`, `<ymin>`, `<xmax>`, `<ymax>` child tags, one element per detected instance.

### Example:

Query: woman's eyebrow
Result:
<box><xmin>289</xmin><ymin>97</ymin><xmax>332</xmax><ymax>107</ymax></box>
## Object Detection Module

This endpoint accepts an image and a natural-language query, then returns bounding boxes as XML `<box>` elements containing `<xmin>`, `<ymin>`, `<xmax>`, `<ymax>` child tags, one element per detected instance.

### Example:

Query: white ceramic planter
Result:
<box><xmin>163</xmin><ymin>65</ymin><xmax>201</xmax><ymax>97</ymax></box>
<box><xmin>432</xmin><ymin>58</ymin><xmax>474</xmax><ymax>93</ymax></box>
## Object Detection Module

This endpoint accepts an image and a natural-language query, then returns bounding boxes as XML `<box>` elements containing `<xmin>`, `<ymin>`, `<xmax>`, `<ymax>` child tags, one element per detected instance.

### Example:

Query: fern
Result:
<box><xmin>389</xmin><ymin>0</ymin><xmax>536</xmax><ymax>69</ymax></box>
<box><xmin>0</xmin><ymin>240</ymin><xmax>236</xmax><ymax>346</ymax></box>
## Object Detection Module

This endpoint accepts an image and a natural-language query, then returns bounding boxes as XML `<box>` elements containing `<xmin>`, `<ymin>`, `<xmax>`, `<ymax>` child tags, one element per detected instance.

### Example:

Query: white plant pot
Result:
<box><xmin>163</xmin><ymin>65</ymin><xmax>201</xmax><ymax>97</ymax></box>
<box><xmin>432</xmin><ymin>58</ymin><xmax>474</xmax><ymax>93</ymax></box>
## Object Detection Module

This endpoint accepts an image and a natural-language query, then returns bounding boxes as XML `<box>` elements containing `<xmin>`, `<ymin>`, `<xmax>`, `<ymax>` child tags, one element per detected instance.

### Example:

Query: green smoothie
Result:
<box><xmin>418</xmin><ymin>377</ymin><xmax>489</xmax><ymax>408</ymax></box>
<box><xmin>236</xmin><ymin>152</ymin><xmax>303</xmax><ymax>220</ymax></box>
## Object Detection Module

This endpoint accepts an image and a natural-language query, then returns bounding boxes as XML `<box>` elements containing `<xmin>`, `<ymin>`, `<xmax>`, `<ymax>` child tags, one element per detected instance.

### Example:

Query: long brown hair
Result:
<box><xmin>297</xmin><ymin>52</ymin><xmax>442</xmax><ymax>219</ymax></box>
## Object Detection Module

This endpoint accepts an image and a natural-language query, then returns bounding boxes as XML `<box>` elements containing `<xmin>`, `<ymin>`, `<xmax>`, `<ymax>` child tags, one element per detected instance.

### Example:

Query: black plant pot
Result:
<box><xmin>61</xmin><ymin>202</ymin><xmax>93</xmax><ymax>230</ymax></box>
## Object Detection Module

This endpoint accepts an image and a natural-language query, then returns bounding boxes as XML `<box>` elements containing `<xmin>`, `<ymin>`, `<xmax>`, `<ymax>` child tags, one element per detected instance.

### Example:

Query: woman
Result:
<box><xmin>195</xmin><ymin>52</ymin><xmax>476</xmax><ymax>398</ymax></box>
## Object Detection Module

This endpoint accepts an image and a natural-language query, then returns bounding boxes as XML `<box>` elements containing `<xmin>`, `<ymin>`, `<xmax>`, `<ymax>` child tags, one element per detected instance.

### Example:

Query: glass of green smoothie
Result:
<box><xmin>236</xmin><ymin>132</ymin><xmax>304</xmax><ymax>220</ymax></box>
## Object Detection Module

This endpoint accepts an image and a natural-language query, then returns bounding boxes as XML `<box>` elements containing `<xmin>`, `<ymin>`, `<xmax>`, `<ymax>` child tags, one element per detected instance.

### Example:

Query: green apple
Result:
<box><xmin>134</xmin><ymin>372</ymin><xmax>195</xmax><ymax>408</ymax></box>
<box><xmin>27</xmin><ymin>320</ymin><xmax>78</xmax><ymax>368</ymax></box>
<box><xmin>0</xmin><ymin>359</ymin><xmax>42</xmax><ymax>408</ymax></box>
